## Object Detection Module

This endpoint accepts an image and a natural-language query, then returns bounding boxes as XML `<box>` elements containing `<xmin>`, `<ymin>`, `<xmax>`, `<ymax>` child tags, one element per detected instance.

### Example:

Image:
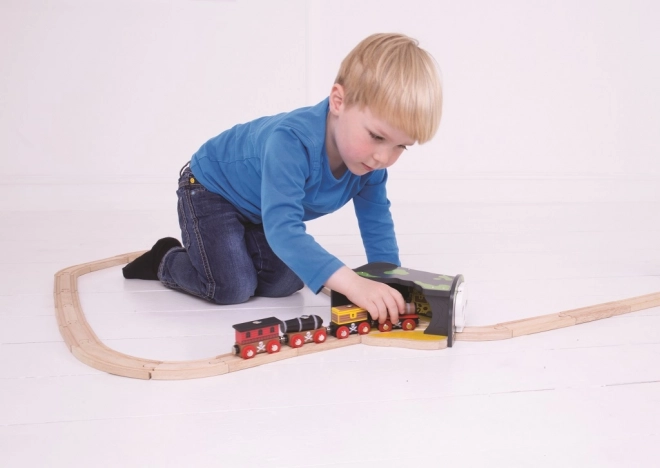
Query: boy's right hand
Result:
<box><xmin>325</xmin><ymin>266</ymin><xmax>406</xmax><ymax>324</ymax></box>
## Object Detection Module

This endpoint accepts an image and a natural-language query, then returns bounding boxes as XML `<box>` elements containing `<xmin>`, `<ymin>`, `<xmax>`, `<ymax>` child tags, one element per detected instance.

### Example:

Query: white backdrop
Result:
<box><xmin>1</xmin><ymin>0</ymin><xmax>308</xmax><ymax>180</ymax></box>
<box><xmin>1</xmin><ymin>0</ymin><xmax>659</xmax><ymax>210</ymax></box>
<box><xmin>308</xmin><ymin>0</ymin><xmax>660</xmax><ymax>176</ymax></box>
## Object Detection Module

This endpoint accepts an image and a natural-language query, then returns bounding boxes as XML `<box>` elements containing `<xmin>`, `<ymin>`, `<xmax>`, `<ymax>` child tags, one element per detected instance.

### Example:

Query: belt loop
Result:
<box><xmin>179</xmin><ymin>161</ymin><xmax>191</xmax><ymax>177</ymax></box>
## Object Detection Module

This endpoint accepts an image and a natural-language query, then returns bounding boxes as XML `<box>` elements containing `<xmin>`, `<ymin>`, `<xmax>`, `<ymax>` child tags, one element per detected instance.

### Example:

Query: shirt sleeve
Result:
<box><xmin>260</xmin><ymin>127</ymin><xmax>345</xmax><ymax>293</ymax></box>
<box><xmin>353</xmin><ymin>170</ymin><xmax>401</xmax><ymax>266</ymax></box>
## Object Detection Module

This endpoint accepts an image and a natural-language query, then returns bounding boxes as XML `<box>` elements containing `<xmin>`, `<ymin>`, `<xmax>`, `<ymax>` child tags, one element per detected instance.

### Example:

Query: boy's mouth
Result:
<box><xmin>362</xmin><ymin>163</ymin><xmax>373</xmax><ymax>172</ymax></box>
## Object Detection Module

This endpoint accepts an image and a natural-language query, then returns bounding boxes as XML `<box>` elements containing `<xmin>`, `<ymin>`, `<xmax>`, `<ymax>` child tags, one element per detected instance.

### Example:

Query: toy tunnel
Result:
<box><xmin>330</xmin><ymin>262</ymin><xmax>466</xmax><ymax>347</ymax></box>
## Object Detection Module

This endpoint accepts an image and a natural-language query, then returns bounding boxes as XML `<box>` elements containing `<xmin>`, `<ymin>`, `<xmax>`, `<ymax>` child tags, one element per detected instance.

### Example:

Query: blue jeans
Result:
<box><xmin>158</xmin><ymin>167</ymin><xmax>304</xmax><ymax>304</ymax></box>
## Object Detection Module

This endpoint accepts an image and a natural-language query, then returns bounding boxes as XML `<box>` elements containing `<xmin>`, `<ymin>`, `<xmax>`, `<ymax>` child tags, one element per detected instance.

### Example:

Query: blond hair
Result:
<box><xmin>335</xmin><ymin>33</ymin><xmax>443</xmax><ymax>144</ymax></box>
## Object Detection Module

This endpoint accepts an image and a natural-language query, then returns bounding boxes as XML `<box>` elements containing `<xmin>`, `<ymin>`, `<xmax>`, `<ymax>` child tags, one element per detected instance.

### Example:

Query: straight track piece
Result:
<box><xmin>559</xmin><ymin>303</ymin><xmax>632</xmax><ymax>324</ymax></box>
<box><xmin>629</xmin><ymin>292</ymin><xmax>660</xmax><ymax>312</ymax></box>
<box><xmin>151</xmin><ymin>357</ymin><xmax>231</xmax><ymax>380</ymax></box>
<box><xmin>456</xmin><ymin>325</ymin><xmax>513</xmax><ymax>341</ymax></box>
<box><xmin>127</xmin><ymin>250</ymin><xmax>148</xmax><ymax>262</ymax></box>
<box><xmin>495</xmin><ymin>313</ymin><xmax>576</xmax><ymax>337</ymax></box>
<box><xmin>226</xmin><ymin>347</ymin><xmax>299</xmax><ymax>373</ymax></box>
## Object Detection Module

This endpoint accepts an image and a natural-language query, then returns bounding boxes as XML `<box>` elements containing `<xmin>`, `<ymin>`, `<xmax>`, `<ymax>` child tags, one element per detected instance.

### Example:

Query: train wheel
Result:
<box><xmin>241</xmin><ymin>345</ymin><xmax>257</xmax><ymax>359</ymax></box>
<box><xmin>336</xmin><ymin>326</ymin><xmax>350</xmax><ymax>339</ymax></box>
<box><xmin>358</xmin><ymin>321</ymin><xmax>371</xmax><ymax>335</ymax></box>
<box><xmin>266</xmin><ymin>340</ymin><xmax>281</xmax><ymax>354</ymax></box>
<box><xmin>313</xmin><ymin>329</ymin><xmax>327</xmax><ymax>343</ymax></box>
<box><xmin>378</xmin><ymin>320</ymin><xmax>393</xmax><ymax>332</ymax></box>
<box><xmin>290</xmin><ymin>334</ymin><xmax>304</xmax><ymax>348</ymax></box>
<box><xmin>402</xmin><ymin>319</ymin><xmax>417</xmax><ymax>331</ymax></box>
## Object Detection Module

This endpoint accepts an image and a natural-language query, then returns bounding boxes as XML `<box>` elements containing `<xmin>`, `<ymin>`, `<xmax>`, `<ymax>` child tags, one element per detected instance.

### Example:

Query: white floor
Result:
<box><xmin>1</xmin><ymin>198</ymin><xmax>660</xmax><ymax>468</ymax></box>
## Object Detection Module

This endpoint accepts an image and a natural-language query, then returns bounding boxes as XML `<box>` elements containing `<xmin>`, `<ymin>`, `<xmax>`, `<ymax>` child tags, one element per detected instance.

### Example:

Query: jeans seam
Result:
<box><xmin>157</xmin><ymin>247</ymin><xmax>178</xmax><ymax>280</ymax></box>
<box><xmin>251</xmin><ymin>229</ymin><xmax>264</xmax><ymax>275</ymax></box>
<box><xmin>178</xmin><ymin>195</ymin><xmax>187</xmax><ymax>250</ymax></box>
<box><xmin>185</xmin><ymin>187</ymin><xmax>216</xmax><ymax>301</ymax></box>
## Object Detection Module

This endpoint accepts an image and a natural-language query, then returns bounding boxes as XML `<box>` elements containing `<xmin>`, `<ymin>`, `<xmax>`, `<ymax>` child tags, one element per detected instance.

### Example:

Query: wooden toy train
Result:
<box><xmin>232</xmin><ymin>306</ymin><xmax>420</xmax><ymax>359</ymax></box>
<box><xmin>232</xmin><ymin>262</ymin><xmax>468</xmax><ymax>359</ymax></box>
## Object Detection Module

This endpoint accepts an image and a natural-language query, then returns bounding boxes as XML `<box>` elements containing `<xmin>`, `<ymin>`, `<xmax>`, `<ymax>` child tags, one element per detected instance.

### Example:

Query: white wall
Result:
<box><xmin>1</xmin><ymin>0</ymin><xmax>659</xmax><ymax>210</ymax></box>
<box><xmin>308</xmin><ymin>0</ymin><xmax>660</xmax><ymax>177</ymax></box>
<box><xmin>1</xmin><ymin>0</ymin><xmax>308</xmax><ymax>180</ymax></box>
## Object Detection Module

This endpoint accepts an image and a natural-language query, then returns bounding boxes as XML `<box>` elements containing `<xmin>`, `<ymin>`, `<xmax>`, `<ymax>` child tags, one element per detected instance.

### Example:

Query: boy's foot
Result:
<box><xmin>122</xmin><ymin>237</ymin><xmax>182</xmax><ymax>280</ymax></box>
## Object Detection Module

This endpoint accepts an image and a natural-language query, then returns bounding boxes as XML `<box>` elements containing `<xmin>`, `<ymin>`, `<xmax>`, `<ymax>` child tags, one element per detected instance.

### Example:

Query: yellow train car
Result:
<box><xmin>330</xmin><ymin>304</ymin><xmax>371</xmax><ymax>338</ymax></box>
<box><xmin>330</xmin><ymin>303</ymin><xmax>421</xmax><ymax>339</ymax></box>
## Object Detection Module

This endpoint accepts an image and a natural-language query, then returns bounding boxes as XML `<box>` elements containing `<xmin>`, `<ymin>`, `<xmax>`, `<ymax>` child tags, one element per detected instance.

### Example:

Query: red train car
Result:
<box><xmin>232</xmin><ymin>317</ymin><xmax>282</xmax><ymax>359</ymax></box>
<box><xmin>232</xmin><ymin>315</ymin><xmax>327</xmax><ymax>359</ymax></box>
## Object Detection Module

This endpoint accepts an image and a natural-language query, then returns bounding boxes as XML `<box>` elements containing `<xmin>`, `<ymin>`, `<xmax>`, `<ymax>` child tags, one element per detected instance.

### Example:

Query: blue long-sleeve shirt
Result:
<box><xmin>189</xmin><ymin>98</ymin><xmax>400</xmax><ymax>293</ymax></box>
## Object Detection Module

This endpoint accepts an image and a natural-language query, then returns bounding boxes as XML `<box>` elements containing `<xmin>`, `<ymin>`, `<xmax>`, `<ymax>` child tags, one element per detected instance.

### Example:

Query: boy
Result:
<box><xmin>123</xmin><ymin>33</ymin><xmax>443</xmax><ymax>325</ymax></box>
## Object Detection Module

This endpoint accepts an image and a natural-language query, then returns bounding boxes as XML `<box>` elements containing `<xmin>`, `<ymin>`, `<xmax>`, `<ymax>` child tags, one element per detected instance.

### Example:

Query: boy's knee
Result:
<box><xmin>280</xmin><ymin>276</ymin><xmax>304</xmax><ymax>297</ymax></box>
<box><xmin>259</xmin><ymin>271</ymin><xmax>304</xmax><ymax>298</ymax></box>
<box><xmin>210</xmin><ymin>274</ymin><xmax>257</xmax><ymax>305</ymax></box>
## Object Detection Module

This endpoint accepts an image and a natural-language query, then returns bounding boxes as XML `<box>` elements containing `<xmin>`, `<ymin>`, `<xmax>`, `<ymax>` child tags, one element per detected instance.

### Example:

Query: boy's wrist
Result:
<box><xmin>324</xmin><ymin>266</ymin><xmax>359</xmax><ymax>298</ymax></box>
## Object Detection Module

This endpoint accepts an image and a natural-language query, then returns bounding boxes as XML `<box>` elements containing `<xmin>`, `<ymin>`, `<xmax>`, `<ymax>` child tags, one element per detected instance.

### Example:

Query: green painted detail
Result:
<box><xmin>356</xmin><ymin>271</ymin><xmax>379</xmax><ymax>278</ymax></box>
<box><xmin>384</xmin><ymin>268</ymin><xmax>409</xmax><ymax>275</ymax></box>
<box><xmin>434</xmin><ymin>275</ymin><xmax>454</xmax><ymax>281</ymax></box>
<box><xmin>414</xmin><ymin>280</ymin><xmax>451</xmax><ymax>291</ymax></box>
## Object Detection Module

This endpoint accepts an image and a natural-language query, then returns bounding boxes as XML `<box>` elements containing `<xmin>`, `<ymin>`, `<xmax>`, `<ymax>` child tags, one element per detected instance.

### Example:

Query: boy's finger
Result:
<box><xmin>377</xmin><ymin>303</ymin><xmax>387</xmax><ymax>323</ymax></box>
<box><xmin>394</xmin><ymin>289</ymin><xmax>405</xmax><ymax>311</ymax></box>
<box><xmin>368</xmin><ymin>301</ymin><xmax>386</xmax><ymax>324</ymax></box>
<box><xmin>385</xmin><ymin>296</ymin><xmax>400</xmax><ymax>324</ymax></box>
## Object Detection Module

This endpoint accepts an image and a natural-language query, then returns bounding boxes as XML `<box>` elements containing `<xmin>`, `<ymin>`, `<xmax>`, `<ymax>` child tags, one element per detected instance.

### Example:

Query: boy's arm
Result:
<box><xmin>260</xmin><ymin>128</ymin><xmax>345</xmax><ymax>293</ymax></box>
<box><xmin>335</xmin><ymin>169</ymin><xmax>405</xmax><ymax>323</ymax></box>
<box><xmin>353</xmin><ymin>169</ymin><xmax>400</xmax><ymax>265</ymax></box>
<box><xmin>261</xmin><ymin>130</ymin><xmax>405</xmax><ymax>322</ymax></box>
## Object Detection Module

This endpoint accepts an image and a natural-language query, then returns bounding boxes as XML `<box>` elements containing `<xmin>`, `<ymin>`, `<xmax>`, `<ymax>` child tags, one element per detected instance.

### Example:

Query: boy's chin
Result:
<box><xmin>348</xmin><ymin>168</ymin><xmax>369</xmax><ymax>176</ymax></box>
<box><xmin>350</xmin><ymin>164</ymin><xmax>373</xmax><ymax>176</ymax></box>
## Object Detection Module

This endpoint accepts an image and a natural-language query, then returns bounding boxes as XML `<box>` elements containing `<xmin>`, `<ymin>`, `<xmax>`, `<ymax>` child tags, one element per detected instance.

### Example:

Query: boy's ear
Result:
<box><xmin>329</xmin><ymin>83</ymin><xmax>345</xmax><ymax>115</ymax></box>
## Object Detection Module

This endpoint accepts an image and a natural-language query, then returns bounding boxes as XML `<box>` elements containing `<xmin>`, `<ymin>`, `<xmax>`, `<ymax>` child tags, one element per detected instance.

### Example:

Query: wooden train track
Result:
<box><xmin>54</xmin><ymin>252</ymin><xmax>660</xmax><ymax>380</ymax></box>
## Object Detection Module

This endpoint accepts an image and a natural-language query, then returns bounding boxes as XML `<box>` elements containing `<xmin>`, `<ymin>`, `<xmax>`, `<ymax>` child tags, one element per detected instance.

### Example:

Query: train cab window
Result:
<box><xmin>245</xmin><ymin>332</ymin><xmax>251</xmax><ymax>338</ymax></box>
<box><xmin>269</xmin><ymin>326</ymin><xmax>275</xmax><ymax>333</ymax></box>
<box><xmin>258</xmin><ymin>329</ymin><xmax>263</xmax><ymax>336</ymax></box>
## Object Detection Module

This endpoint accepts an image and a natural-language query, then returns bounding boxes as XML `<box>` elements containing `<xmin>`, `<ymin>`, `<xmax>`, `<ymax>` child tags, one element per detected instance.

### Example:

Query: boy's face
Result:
<box><xmin>327</xmin><ymin>85</ymin><xmax>415</xmax><ymax>176</ymax></box>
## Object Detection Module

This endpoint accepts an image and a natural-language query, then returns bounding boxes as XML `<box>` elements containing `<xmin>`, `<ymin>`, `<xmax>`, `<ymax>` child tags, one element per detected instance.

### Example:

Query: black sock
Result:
<box><xmin>122</xmin><ymin>237</ymin><xmax>182</xmax><ymax>280</ymax></box>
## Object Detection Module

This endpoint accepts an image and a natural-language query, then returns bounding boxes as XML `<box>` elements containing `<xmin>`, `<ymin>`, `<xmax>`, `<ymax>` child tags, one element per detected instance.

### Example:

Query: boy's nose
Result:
<box><xmin>372</xmin><ymin>152</ymin><xmax>387</xmax><ymax>167</ymax></box>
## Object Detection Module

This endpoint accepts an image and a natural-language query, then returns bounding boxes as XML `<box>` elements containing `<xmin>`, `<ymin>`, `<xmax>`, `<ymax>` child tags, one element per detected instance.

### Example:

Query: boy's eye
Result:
<box><xmin>368</xmin><ymin>131</ymin><xmax>384</xmax><ymax>141</ymax></box>
<box><xmin>398</xmin><ymin>145</ymin><xmax>408</xmax><ymax>151</ymax></box>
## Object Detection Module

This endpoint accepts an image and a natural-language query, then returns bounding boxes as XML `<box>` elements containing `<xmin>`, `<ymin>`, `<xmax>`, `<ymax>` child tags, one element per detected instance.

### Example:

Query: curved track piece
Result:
<box><xmin>54</xmin><ymin>253</ymin><xmax>660</xmax><ymax>379</ymax></box>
